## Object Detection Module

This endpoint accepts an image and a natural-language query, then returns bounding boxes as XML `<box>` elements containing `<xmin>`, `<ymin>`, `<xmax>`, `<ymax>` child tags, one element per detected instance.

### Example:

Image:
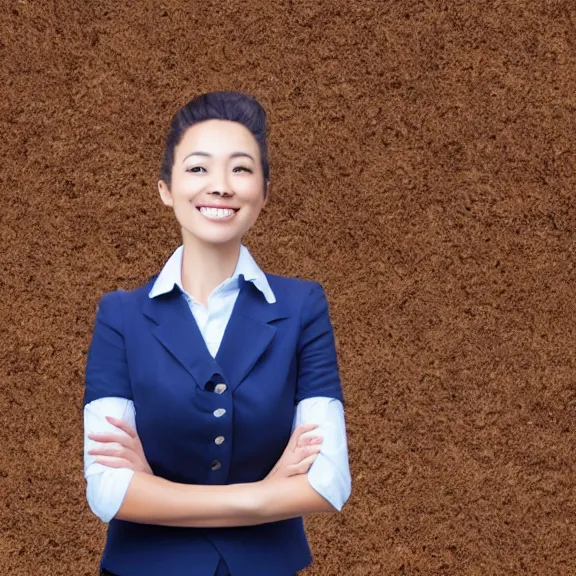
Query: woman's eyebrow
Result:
<box><xmin>183</xmin><ymin>151</ymin><xmax>210</xmax><ymax>163</ymax></box>
<box><xmin>182</xmin><ymin>151</ymin><xmax>255</xmax><ymax>163</ymax></box>
<box><xmin>230</xmin><ymin>152</ymin><xmax>254</xmax><ymax>161</ymax></box>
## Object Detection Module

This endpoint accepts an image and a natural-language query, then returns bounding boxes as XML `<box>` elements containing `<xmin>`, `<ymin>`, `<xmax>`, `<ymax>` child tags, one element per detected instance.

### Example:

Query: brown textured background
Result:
<box><xmin>1</xmin><ymin>0</ymin><xmax>576</xmax><ymax>574</ymax></box>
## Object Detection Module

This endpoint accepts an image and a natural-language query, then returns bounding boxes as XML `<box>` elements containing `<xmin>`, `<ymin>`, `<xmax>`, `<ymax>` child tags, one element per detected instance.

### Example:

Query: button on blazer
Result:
<box><xmin>84</xmin><ymin>274</ymin><xmax>344</xmax><ymax>576</ymax></box>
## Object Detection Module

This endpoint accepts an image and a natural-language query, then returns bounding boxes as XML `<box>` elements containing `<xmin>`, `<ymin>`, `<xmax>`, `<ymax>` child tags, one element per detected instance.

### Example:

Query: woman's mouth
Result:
<box><xmin>197</xmin><ymin>206</ymin><xmax>238</xmax><ymax>221</ymax></box>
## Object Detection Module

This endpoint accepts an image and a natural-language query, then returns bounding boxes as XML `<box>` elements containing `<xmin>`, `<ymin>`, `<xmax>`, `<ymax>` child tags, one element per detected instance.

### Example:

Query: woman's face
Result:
<box><xmin>158</xmin><ymin>119</ymin><xmax>267</xmax><ymax>248</ymax></box>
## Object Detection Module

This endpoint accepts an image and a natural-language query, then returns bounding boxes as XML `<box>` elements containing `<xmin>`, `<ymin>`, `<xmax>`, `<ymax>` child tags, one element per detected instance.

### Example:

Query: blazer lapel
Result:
<box><xmin>143</xmin><ymin>289</ymin><xmax>220</xmax><ymax>390</ymax></box>
<box><xmin>216</xmin><ymin>278</ymin><xmax>289</xmax><ymax>392</ymax></box>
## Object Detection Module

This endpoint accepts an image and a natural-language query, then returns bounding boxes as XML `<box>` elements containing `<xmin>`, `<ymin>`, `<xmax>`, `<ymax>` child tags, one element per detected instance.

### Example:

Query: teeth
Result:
<box><xmin>199</xmin><ymin>207</ymin><xmax>236</xmax><ymax>219</ymax></box>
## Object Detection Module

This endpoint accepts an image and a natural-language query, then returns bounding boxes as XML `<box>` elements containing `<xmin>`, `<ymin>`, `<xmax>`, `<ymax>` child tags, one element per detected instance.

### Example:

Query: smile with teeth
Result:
<box><xmin>198</xmin><ymin>207</ymin><xmax>238</xmax><ymax>220</ymax></box>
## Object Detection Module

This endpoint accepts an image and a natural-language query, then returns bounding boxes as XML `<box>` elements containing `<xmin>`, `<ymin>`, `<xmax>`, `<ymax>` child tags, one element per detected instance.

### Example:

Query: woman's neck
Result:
<box><xmin>180</xmin><ymin>237</ymin><xmax>241</xmax><ymax>306</ymax></box>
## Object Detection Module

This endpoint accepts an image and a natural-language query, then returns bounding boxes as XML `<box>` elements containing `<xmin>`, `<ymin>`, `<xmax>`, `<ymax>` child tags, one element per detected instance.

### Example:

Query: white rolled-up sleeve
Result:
<box><xmin>83</xmin><ymin>397</ymin><xmax>137</xmax><ymax>522</ymax></box>
<box><xmin>293</xmin><ymin>396</ymin><xmax>351</xmax><ymax>511</ymax></box>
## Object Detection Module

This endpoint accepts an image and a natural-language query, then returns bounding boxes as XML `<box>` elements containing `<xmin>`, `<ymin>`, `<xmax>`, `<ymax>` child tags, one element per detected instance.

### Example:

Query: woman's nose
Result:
<box><xmin>209</xmin><ymin>189</ymin><xmax>233</xmax><ymax>197</ymax></box>
<box><xmin>209</xmin><ymin>169</ymin><xmax>233</xmax><ymax>196</ymax></box>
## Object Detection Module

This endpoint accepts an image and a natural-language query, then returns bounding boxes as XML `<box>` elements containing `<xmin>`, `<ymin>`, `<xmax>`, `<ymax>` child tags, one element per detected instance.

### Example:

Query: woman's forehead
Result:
<box><xmin>176</xmin><ymin>119</ymin><xmax>260</xmax><ymax>159</ymax></box>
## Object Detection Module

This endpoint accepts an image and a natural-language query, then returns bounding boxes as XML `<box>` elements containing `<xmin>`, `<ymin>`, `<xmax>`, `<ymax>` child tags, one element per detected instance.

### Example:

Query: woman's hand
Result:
<box><xmin>87</xmin><ymin>416</ymin><xmax>153</xmax><ymax>475</ymax></box>
<box><xmin>266</xmin><ymin>423</ymin><xmax>323</xmax><ymax>480</ymax></box>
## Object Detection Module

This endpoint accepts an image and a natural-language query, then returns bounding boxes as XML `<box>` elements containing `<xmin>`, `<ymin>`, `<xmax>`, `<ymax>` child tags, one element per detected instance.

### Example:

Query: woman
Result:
<box><xmin>83</xmin><ymin>91</ymin><xmax>351</xmax><ymax>576</ymax></box>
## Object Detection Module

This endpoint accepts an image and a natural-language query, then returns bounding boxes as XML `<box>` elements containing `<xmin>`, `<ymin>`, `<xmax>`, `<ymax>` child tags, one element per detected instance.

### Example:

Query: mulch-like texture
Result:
<box><xmin>2</xmin><ymin>1</ymin><xmax>576</xmax><ymax>574</ymax></box>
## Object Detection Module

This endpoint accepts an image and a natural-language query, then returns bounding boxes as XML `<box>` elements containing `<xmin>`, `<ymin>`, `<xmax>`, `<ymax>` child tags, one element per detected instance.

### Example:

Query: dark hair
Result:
<box><xmin>160</xmin><ymin>91</ymin><xmax>269</xmax><ymax>190</ymax></box>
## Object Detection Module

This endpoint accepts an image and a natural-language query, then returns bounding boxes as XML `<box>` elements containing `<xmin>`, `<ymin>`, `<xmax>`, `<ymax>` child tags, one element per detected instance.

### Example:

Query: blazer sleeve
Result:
<box><xmin>84</xmin><ymin>291</ymin><xmax>133</xmax><ymax>406</ymax></box>
<box><xmin>295</xmin><ymin>282</ymin><xmax>344</xmax><ymax>403</ymax></box>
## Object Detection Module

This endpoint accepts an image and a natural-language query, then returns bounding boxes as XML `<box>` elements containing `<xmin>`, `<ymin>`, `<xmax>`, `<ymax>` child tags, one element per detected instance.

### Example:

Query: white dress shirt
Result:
<box><xmin>84</xmin><ymin>245</ymin><xmax>351</xmax><ymax>522</ymax></box>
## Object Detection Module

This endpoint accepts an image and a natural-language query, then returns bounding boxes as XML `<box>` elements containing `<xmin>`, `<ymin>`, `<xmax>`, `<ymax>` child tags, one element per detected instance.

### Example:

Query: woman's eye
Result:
<box><xmin>233</xmin><ymin>166</ymin><xmax>253</xmax><ymax>173</ymax></box>
<box><xmin>186</xmin><ymin>166</ymin><xmax>206</xmax><ymax>173</ymax></box>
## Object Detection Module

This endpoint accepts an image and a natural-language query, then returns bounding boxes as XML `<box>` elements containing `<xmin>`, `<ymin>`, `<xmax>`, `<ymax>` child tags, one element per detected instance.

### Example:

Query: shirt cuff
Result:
<box><xmin>294</xmin><ymin>396</ymin><xmax>351</xmax><ymax>510</ymax></box>
<box><xmin>86</xmin><ymin>467</ymin><xmax>135</xmax><ymax>522</ymax></box>
<box><xmin>83</xmin><ymin>397</ymin><xmax>138</xmax><ymax>522</ymax></box>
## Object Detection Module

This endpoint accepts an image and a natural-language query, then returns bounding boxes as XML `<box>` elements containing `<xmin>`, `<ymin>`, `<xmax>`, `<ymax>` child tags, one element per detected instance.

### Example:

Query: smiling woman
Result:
<box><xmin>82</xmin><ymin>91</ymin><xmax>351</xmax><ymax>576</ymax></box>
<box><xmin>158</xmin><ymin>118</ymin><xmax>268</xmax><ymax>265</ymax></box>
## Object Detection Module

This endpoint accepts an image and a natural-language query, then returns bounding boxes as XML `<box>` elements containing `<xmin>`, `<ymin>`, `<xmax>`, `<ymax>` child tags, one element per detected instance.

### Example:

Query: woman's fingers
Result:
<box><xmin>93</xmin><ymin>456</ymin><xmax>134</xmax><ymax>469</ymax></box>
<box><xmin>294</xmin><ymin>444</ymin><xmax>321</xmax><ymax>461</ymax></box>
<box><xmin>291</xmin><ymin>453</ymin><xmax>319</xmax><ymax>475</ymax></box>
<box><xmin>89</xmin><ymin>444</ymin><xmax>133</xmax><ymax>458</ymax></box>
<box><xmin>87</xmin><ymin>417</ymin><xmax>137</xmax><ymax>449</ymax></box>
<box><xmin>91</xmin><ymin>447</ymin><xmax>152</xmax><ymax>474</ymax></box>
<box><xmin>298</xmin><ymin>435</ymin><xmax>323</xmax><ymax>447</ymax></box>
<box><xmin>105</xmin><ymin>416</ymin><xmax>137</xmax><ymax>438</ymax></box>
<box><xmin>88</xmin><ymin>432</ymin><xmax>131</xmax><ymax>445</ymax></box>
<box><xmin>265</xmin><ymin>424</ymin><xmax>324</xmax><ymax>480</ymax></box>
<box><xmin>289</xmin><ymin>423</ymin><xmax>319</xmax><ymax>448</ymax></box>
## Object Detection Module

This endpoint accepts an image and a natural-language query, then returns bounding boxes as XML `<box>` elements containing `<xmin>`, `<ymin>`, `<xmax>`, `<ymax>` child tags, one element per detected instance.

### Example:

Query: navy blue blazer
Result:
<box><xmin>84</xmin><ymin>273</ymin><xmax>344</xmax><ymax>576</ymax></box>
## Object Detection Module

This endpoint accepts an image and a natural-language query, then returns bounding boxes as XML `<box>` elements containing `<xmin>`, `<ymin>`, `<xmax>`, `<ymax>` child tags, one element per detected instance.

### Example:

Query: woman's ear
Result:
<box><xmin>158</xmin><ymin>180</ymin><xmax>173</xmax><ymax>207</ymax></box>
<box><xmin>263</xmin><ymin>179</ymin><xmax>270</xmax><ymax>207</ymax></box>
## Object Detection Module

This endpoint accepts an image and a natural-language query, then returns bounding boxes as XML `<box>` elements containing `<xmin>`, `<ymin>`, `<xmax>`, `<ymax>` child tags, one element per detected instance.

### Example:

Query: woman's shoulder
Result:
<box><xmin>96</xmin><ymin>276</ymin><xmax>158</xmax><ymax>308</ymax></box>
<box><xmin>265</xmin><ymin>272</ymin><xmax>320</xmax><ymax>288</ymax></box>
<box><xmin>265</xmin><ymin>273</ymin><xmax>326</xmax><ymax>302</ymax></box>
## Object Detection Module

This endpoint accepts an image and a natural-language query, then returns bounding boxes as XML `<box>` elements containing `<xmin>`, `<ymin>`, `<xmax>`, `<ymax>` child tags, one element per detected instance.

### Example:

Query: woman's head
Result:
<box><xmin>158</xmin><ymin>92</ymin><xmax>270</xmax><ymax>248</ymax></box>
<box><xmin>160</xmin><ymin>91</ymin><xmax>269</xmax><ymax>190</ymax></box>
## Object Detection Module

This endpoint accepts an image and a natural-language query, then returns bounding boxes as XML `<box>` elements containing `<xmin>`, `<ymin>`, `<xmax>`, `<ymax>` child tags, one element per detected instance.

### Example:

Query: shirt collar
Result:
<box><xmin>148</xmin><ymin>245</ymin><xmax>276</xmax><ymax>304</ymax></box>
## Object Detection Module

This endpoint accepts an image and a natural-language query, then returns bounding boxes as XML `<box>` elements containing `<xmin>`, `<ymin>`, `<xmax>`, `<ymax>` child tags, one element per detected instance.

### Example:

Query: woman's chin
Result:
<box><xmin>182</xmin><ymin>229</ymin><xmax>243</xmax><ymax>248</ymax></box>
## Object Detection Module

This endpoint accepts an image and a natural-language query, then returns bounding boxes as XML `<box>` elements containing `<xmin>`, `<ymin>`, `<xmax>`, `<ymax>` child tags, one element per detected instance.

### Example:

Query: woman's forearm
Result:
<box><xmin>253</xmin><ymin>474</ymin><xmax>337</xmax><ymax>522</ymax></box>
<box><xmin>116</xmin><ymin>473</ymin><xmax>262</xmax><ymax>527</ymax></box>
<box><xmin>115</xmin><ymin>472</ymin><xmax>335</xmax><ymax>527</ymax></box>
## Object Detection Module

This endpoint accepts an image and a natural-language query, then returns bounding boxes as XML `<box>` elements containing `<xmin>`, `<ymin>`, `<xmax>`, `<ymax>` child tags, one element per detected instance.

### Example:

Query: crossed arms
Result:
<box><xmin>83</xmin><ymin>283</ymin><xmax>351</xmax><ymax>527</ymax></box>
<box><xmin>84</xmin><ymin>398</ymin><xmax>350</xmax><ymax>527</ymax></box>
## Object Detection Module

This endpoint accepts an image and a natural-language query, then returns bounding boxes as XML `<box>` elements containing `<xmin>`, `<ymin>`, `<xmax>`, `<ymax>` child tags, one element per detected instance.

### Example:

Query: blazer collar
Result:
<box><xmin>142</xmin><ymin>276</ymin><xmax>288</xmax><ymax>392</ymax></box>
<box><xmin>216</xmin><ymin>278</ymin><xmax>288</xmax><ymax>390</ymax></box>
<box><xmin>148</xmin><ymin>244</ymin><xmax>276</xmax><ymax>304</ymax></box>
